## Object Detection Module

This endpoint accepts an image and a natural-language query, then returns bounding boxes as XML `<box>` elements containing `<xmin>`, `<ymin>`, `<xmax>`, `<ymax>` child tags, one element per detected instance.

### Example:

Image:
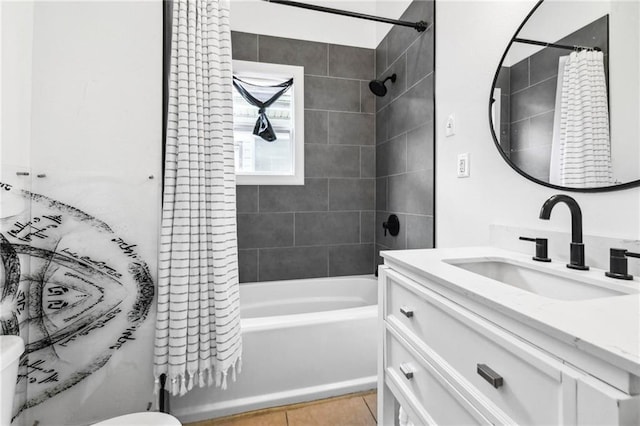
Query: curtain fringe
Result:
<box><xmin>153</xmin><ymin>356</ymin><xmax>242</xmax><ymax>396</ymax></box>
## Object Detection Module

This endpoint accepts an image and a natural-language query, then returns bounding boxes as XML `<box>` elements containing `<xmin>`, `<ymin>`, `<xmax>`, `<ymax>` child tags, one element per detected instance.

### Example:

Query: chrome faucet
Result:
<box><xmin>539</xmin><ymin>194</ymin><xmax>589</xmax><ymax>270</ymax></box>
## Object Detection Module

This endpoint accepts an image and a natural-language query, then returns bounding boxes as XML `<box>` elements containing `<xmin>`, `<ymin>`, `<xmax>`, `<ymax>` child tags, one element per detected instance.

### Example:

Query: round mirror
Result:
<box><xmin>489</xmin><ymin>0</ymin><xmax>640</xmax><ymax>191</ymax></box>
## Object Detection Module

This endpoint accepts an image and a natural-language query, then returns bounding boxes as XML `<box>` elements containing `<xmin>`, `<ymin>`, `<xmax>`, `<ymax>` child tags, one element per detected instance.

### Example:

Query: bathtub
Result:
<box><xmin>172</xmin><ymin>275</ymin><xmax>378</xmax><ymax>423</ymax></box>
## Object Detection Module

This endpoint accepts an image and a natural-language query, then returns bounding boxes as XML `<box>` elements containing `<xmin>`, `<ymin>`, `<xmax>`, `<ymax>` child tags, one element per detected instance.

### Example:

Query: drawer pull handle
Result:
<box><xmin>477</xmin><ymin>364</ymin><xmax>503</xmax><ymax>388</ymax></box>
<box><xmin>399</xmin><ymin>306</ymin><xmax>414</xmax><ymax>318</ymax></box>
<box><xmin>399</xmin><ymin>363</ymin><xmax>414</xmax><ymax>380</ymax></box>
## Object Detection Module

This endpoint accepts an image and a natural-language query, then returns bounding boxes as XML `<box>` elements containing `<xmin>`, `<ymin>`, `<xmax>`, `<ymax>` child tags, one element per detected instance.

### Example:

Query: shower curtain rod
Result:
<box><xmin>514</xmin><ymin>37</ymin><xmax>601</xmax><ymax>52</ymax></box>
<box><xmin>263</xmin><ymin>0</ymin><xmax>428</xmax><ymax>32</ymax></box>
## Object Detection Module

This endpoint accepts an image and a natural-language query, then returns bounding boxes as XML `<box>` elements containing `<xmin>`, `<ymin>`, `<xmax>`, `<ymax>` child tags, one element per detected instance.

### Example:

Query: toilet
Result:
<box><xmin>92</xmin><ymin>412</ymin><xmax>181</xmax><ymax>426</ymax></box>
<box><xmin>0</xmin><ymin>335</ymin><xmax>181</xmax><ymax>426</ymax></box>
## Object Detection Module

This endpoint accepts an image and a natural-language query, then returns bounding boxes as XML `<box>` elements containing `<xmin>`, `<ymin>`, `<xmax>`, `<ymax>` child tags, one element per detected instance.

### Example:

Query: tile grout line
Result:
<box><xmin>362</xmin><ymin>396</ymin><xmax>377</xmax><ymax>423</ymax></box>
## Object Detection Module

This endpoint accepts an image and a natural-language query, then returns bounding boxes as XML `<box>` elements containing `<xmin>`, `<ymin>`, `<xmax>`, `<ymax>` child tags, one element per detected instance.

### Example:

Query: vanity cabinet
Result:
<box><xmin>377</xmin><ymin>265</ymin><xmax>640</xmax><ymax>425</ymax></box>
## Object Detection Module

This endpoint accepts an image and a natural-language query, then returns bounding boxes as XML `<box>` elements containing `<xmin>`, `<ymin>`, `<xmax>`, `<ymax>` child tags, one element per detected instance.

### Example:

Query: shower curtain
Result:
<box><xmin>154</xmin><ymin>0</ymin><xmax>242</xmax><ymax>397</ymax></box>
<box><xmin>549</xmin><ymin>50</ymin><xmax>612</xmax><ymax>187</ymax></box>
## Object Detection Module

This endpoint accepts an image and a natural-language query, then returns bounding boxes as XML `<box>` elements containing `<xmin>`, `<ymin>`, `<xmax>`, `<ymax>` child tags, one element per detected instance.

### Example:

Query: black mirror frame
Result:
<box><xmin>488</xmin><ymin>0</ymin><xmax>640</xmax><ymax>193</ymax></box>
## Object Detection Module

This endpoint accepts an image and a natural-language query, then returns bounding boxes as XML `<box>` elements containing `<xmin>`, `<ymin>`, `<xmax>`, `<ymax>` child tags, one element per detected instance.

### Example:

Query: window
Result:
<box><xmin>232</xmin><ymin>60</ymin><xmax>305</xmax><ymax>185</ymax></box>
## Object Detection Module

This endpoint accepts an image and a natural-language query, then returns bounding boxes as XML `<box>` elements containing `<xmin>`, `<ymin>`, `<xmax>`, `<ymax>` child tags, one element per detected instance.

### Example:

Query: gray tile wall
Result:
<box><xmin>375</xmin><ymin>0</ymin><xmax>435</xmax><ymax>264</ymax></box>
<box><xmin>232</xmin><ymin>31</ymin><xmax>376</xmax><ymax>282</ymax></box>
<box><xmin>501</xmin><ymin>16</ymin><xmax>608</xmax><ymax>182</ymax></box>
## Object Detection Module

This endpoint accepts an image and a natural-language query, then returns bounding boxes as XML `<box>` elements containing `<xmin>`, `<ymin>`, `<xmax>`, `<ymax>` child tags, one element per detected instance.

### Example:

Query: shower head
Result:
<box><xmin>368</xmin><ymin>73</ymin><xmax>397</xmax><ymax>97</ymax></box>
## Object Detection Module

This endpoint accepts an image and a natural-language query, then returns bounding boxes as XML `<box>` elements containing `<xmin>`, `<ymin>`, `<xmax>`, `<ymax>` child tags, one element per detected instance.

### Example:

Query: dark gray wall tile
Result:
<box><xmin>529</xmin><ymin>111</ymin><xmax>554</xmax><ymax>149</ymax></box>
<box><xmin>376</xmin><ymin>211</ymin><xmax>406</xmax><ymax>250</ymax></box>
<box><xmin>511</xmin><ymin>77</ymin><xmax>556</xmax><ymax>122</ymax></box>
<box><xmin>328</xmin><ymin>112</ymin><xmax>374</xmax><ymax>145</ymax></box>
<box><xmin>360</xmin><ymin>211</ymin><xmax>374</xmax><ymax>243</ymax></box>
<box><xmin>305</xmin><ymin>76</ymin><xmax>361</xmax><ymax>112</ymax></box>
<box><xmin>560</xmin><ymin>15</ymin><xmax>608</xmax><ymax>55</ymax></box>
<box><xmin>295</xmin><ymin>212</ymin><xmax>360</xmax><ymax>245</ymax></box>
<box><xmin>376</xmin><ymin>177</ymin><xmax>387</xmax><ymax>211</ymax></box>
<box><xmin>361</xmin><ymin>81</ymin><xmax>375</xmax><ymax>113</ymax></box>
<box><xmin>361</xmin><ymin>146</ymin><xmax>375</xmax><ymax>178</ymax></box>
<box><xmin>329</xmin><ymin>244</ymin><xmax>375</xmax><ymax>276</ymax></box>
<box><xmin>374</xmin><ymin>0</ymin><xmax>434</xmax><ymax>263</ymax></box>
<box><xmin>376</xmin><ymin>37</ymin><xmax>388</xmax><ymax>78</ymax></box>
<box><xmin>376</xmin><ymin>55</ymin><xmax>407</xmax><ymax>112</ymax></box>
<box><xmin>401</xmin><ymin>0</ymin><xmax>434</xmax><ymax>24</ymax></box>
<box><xmin>387</xmin><ymin>25</ymin><xmax>418</xmax><ymax>67</ymax></box>
<box><xmin>406</xmin><ymin>121</ymin><xmax>434</xmax><ymax>172</ymax></box>
<box><xmin>231</xmin><ymin>31</ymin><xmax>258</xmax><ymax>62</ymax></box>
<box><xmin>387</xmin><ymin>0</ymin><xmax>433</xmax><ymax>65</ymax></box>
<box><xmin>529</xmin><ymin>47</ymin><xmax>564</xmax><ymax>85</ymax></box>
<box><xmin>510</xmin><ymin>58</ymin><xmax>529</xmax><ymax>93</ymax></box>
<box><xmin>237</xmin><ymin>185</ymin><xmax>258</xmax><ymax>213</ymax></box>
<box><xmin>511</xmin><ymin>145</ymin><xmax>551</xmax><ymax>182</ymax></box>
<box><xmin>258</xmin><ymin>35</ymin><xmax>327</xmax><ymax>76</ymax></box>
<box><xmin>500</xmin><ymin>94</ymin><xmax>510</xmax><ymax>124</ymax></box>
<box><xmin>510</xmin><ymin>119</ymin><xmax>530</xmax><ymax>151</ymax></box>
<box><xmin>259</xmin><ymin>179</ymin><xmax>328</xmax><ymax>212</ymax></box>
<box><xmin>500</xmin><ymin>123</ymin><xmax>511</xmax><ymax>152</ymax></box>
<box><xmin>329</xmin><ymin>44</ymin><xmax>374</xmax><ymax>80</ymax></box>
<box><xmin>376</xmin><ymin>106</ymin><xmax>389</xmax><ymax>144</ymax></box>
<box><xmin>305</xmin><ymin>145</ymin><xmax>360</xmax><ymax>178</ymax></box>
<box><xmin>376</xmin><ymin>134</ymin><xmax>407</xmax><ymax>177</ymax></box>
<box><xmin>237</xmin><ymin>213</ymin><xmax>293</xmax><ymax>249</ymax></box>
<box><xmin>329</xmin><ymin>178</ymin><xmax>374</xmax><ymax>211</ymax></box>
<box><xmin>388</xmin><ymin>169</ymin><xmax>433</xmax><ymax>215</ymax></box>
<box><xmin>238</xmin><ymin>249</ymin><xmax>258</xmax><ymax>283</ymax></box>
<box><xmin>305</xmin><ymin>110</ymin><xmax>328</xmax><ymax>144</ymax></box>
<box><xmin>405</xmin><ymin>214</ymin><xmax>433</xmax><ymax>249</ymax></box>
<box><xmin>233</xmin><ymin>30</ymin><xmax>383</xmax><ymax>281</ymax></box>
<box><xmin>259</xmin><ymin>246</ymin><xmax>328</xmax><ymax>281</ymax></box>
<box><xmin>406</xmin><ymin>27</ymin><xmax>434</xmax><ymax>87</ymax></box>
<box><xmin>495</xmin><ymin>66</ymin><xmax>510</xmax><ymax>93</ymax></box>
<box><xmin>387</xmin><ymin>74</ymin><xmax>433</xmax><ymax>138</ymax></box>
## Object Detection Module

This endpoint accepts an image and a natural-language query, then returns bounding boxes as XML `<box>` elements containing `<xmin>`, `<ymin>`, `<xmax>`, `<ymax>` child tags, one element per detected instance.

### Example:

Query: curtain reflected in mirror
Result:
<box><xmin>490</xmin><ymin>0</ymin><xmax>640</xmax><ymax>191</ymax></box>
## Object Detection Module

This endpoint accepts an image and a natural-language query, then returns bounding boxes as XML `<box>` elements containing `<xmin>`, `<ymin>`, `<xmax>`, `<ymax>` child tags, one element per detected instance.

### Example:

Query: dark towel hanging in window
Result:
<box><xmin>232</xmin><ymin>76</ymin><xmax>294</xmax><ymax>142</ymax></box>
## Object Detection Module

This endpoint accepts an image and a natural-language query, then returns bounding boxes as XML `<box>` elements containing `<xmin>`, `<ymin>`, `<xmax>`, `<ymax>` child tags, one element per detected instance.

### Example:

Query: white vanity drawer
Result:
<box><xmin>384</xmin><ymin>268</ymin><xmax>571</xmax><ymax>425</ymax></box>
<box><xmin>385</xmin><ymin>326</ymin><xmax>491</xmax><ymax>426</ymax></box>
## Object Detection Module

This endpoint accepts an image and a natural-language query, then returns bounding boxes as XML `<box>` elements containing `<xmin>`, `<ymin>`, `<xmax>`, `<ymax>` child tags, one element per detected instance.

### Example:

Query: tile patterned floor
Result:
<box><xmin>186</xmin><ymin>391</ymin><xmax>377</xmax><ymax>426</ymax></box>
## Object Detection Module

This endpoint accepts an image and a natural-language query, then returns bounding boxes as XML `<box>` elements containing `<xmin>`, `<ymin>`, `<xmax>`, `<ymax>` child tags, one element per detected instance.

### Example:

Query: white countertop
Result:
<box><xmin>381</xmin><ymin>246</ymin><xmax>640</xmax><ymax>377</ymax></box>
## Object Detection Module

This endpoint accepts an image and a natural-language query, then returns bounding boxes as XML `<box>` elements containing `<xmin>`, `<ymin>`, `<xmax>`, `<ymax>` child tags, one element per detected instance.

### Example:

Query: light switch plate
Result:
<box><xmin>457</xmin><ymin>153</ymin><xmax>470</xmax><ymax>177</ymax></box>
<box><xmin>445</xmin><ymin>114</ymin><xmax>456</xmax><ymax>137</ymax></box>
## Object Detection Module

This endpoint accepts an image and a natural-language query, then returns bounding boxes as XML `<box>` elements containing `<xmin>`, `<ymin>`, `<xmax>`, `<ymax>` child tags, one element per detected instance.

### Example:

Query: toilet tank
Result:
<box><xmin>0</xmin><ymin>336</ymin><xmax>24</xmax><ymax>426</ymax></box>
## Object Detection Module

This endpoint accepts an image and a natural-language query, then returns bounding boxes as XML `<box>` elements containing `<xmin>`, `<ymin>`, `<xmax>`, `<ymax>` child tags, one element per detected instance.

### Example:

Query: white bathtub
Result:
<box><xmin>172</xmin><ymin>275</ymin><xmax>378</xmax><ymax>423</ymax></box>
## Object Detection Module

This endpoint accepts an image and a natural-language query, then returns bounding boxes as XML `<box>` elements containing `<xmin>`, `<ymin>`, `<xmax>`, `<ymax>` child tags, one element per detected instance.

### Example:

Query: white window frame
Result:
<box><xmin>232</xmin><ymin>60</ymin><xmax>305</xmax><ymax>186</ymax></box>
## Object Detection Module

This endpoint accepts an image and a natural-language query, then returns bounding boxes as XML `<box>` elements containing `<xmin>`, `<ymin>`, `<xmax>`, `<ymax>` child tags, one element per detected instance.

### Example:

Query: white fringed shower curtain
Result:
<box><xmin>154</xmin><ymin>0</ymin><xmax>242</xmax><ymax>396</ymax></box>
<box><xmin>553</xmin><ymin>50</ymin><xmax>612</xmax><ymax>187</ymax></box>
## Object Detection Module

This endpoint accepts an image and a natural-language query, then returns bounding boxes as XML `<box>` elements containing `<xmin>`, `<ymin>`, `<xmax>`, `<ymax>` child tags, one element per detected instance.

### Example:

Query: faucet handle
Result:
<box><xmin>382</xmin><ymin>214</ymin><xmax>400</xmax><ymax>237</ymax></box>
<box><xmin>605</xmin><ymin>248</ymin><xmax>640</xmax><ymax>280</ymax></box>
<box><xmin>519</xmin><ymin>236</ymin><xmax>551</xmax><ymax>262</ymax></box>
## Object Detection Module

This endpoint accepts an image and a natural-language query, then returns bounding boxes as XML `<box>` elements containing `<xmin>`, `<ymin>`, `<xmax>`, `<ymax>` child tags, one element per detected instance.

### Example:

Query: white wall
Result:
<box><xmin>609</xmin><ymin>0</ymin><xmax>640</xmax><ymax>183</ymax></box>
<box><xmin>436</xmin><ymin>0</ymin><xmax>640</xmax><ymax>248</ymax></box>
<box><xmin>1</xmin><ymin>0</ymin><xmax>34</xmax><ymax>170</ymax></box>
<box><xmin>230</xmin><ymin>0</ymin><xmax>411</xmax><ymax>48</ymax></box>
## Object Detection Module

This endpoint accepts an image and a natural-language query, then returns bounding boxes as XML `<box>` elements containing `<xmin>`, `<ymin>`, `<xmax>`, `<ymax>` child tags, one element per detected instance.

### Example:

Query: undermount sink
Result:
<box><xmin>445</xmin><ymin>258</ymin><xmax>638</xmax><ymax>301</ymax></box>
